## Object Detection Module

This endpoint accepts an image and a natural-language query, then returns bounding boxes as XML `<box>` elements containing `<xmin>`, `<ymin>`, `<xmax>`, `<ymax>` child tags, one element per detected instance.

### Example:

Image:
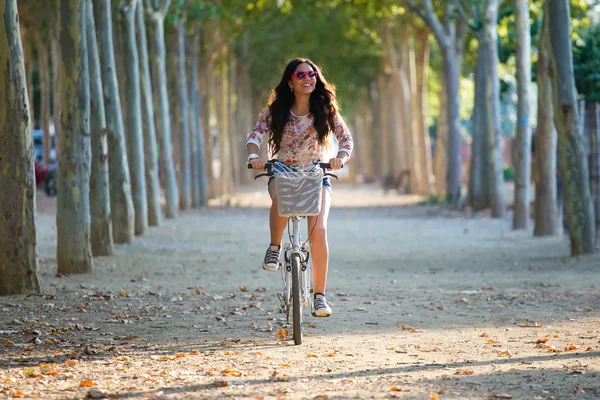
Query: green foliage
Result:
<box><xmin>573</xmin><ymin>23</ymin><xmax>600</xmax><ymax>102</ymax></box>
<box><xmin>226</xmin><ymin>0</ymin><xmax>383</xmax><ymax>112</ymax></box>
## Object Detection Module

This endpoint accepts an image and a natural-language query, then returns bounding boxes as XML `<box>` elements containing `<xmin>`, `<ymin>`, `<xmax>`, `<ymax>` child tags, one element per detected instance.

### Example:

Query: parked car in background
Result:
<box><xmin>32</xmin><ymin>129</ymin><xmax>57</xmax><ymax>196</ymax></box>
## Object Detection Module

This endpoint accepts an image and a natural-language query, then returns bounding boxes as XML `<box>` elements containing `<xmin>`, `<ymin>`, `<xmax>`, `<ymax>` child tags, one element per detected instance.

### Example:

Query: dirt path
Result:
<box><xmin>2</xmin><ymin>184</ymin><xmax>600</xmax><ymax>400</ymax></box>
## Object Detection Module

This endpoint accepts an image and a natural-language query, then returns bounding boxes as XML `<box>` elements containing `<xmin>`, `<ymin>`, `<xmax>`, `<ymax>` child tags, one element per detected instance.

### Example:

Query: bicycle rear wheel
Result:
<box><xmin>291</xmin><ymin>254</ymin><xmax>302</xmax><ymax>345</ymax></box>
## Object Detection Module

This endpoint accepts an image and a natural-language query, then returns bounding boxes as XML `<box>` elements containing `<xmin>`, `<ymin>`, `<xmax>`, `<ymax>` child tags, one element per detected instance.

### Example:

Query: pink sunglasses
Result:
<box><xmin>291</xmin><ymin>70</ymin><xmax>318</xmax><ymax>80</ymax></box>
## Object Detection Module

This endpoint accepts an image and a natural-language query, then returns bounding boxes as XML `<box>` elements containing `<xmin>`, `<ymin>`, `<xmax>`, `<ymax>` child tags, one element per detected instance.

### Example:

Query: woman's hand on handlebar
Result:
<box><xmin>328</xmin><ymin>157</ymin><xmax>344</xmax><ymax>170</ymax></box>
<box><xmin>249</xmin><ymin>158</ymin><xmax>266</xmax><ymax>170</ymax></box>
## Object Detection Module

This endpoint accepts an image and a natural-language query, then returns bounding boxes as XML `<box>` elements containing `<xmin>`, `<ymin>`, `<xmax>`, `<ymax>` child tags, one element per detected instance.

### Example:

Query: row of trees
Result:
<box><xmin>1</xmin><ymin>0</ymin><xmax>222</xmax><ymax>295</ymax></box>
<box><xmin>1</xmin><ymin>0</ymin><xmax>597</xmax><ymax>296</ymax></box>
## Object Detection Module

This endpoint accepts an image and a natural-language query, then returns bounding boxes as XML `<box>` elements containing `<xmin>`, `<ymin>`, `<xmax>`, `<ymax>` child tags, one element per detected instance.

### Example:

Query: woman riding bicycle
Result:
<box><xmin>246</xmin><ymin>58</ymin><xmax>353</xmax><ymax>317</ymax></box>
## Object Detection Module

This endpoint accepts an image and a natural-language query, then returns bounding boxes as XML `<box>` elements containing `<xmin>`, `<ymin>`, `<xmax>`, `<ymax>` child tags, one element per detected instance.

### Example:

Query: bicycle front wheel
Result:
<box><xmin>291</xmin><ymin>254</ymin><xmax>302</xmax><ymax>345</ymax></box>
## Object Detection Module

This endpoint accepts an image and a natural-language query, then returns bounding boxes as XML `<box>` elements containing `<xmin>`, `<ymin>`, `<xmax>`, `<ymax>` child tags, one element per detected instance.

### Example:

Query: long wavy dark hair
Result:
<box><xmin>266</xmin><ymin>58</ymin><xmax>340</xmax><ymax>155</ymax></box>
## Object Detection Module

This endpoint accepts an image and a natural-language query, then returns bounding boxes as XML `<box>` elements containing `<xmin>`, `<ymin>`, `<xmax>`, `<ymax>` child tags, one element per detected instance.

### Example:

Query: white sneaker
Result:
<box><xmin>262</xmin><ymin>245</ymin><xmax>281</xmax><ymax>272</ymax></box>
<box><xmin>313</xmin><ymin>293</ymin><xmax>332</xmax><ymax>317</ymax></box>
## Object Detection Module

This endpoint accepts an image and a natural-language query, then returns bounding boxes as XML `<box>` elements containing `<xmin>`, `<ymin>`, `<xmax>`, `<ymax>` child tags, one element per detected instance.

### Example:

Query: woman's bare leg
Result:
<box><xmin>307</xmin><ymin>189</ymin><xmax>331</xmax><ymax>295</ymax></box>
<box><xmin>269</xmin><ymin>184</ymin><xmax>288</xmax><ymax>246</ymax></box>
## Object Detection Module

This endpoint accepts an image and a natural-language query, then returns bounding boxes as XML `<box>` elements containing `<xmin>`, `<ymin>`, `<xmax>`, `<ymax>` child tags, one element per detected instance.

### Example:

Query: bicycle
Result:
<box><xmin>248</xmin><ymin>158</ymin><xmax>340</xmax><ymax>345</ymax></box>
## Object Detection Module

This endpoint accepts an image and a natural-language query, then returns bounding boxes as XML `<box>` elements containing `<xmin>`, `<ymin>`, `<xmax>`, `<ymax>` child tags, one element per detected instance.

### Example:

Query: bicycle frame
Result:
<box><xmin>280</xmin><ymin>216</ymin><xmax>312</xmax><ymax>321</ymax></box>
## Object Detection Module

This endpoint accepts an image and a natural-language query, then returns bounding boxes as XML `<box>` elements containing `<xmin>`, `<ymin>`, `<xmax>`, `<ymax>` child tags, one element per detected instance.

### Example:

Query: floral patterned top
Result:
<box><xmin>246</xmin><ymin>108</ymin><xmax>353</xmax><ymax>166</ymax></box>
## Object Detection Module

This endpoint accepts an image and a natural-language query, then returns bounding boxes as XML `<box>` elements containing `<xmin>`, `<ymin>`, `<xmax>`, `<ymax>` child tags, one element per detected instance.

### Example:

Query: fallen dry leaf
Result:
<box><xmin>401</xmin><ymin>325</ymin><xmax>425</xmax><ymax>333</ymax></box>
<box><xmin>497</xmin><ymin>351</ymin><xmax>512</xmax><ymax>357</ymax></box>
<box><xmin>454</xmin><ymin>370</ymin><xmax>475</xmax><ymax>375</ymax></box>
<box><xmin>306</xmin><ymin>353</ymin><xmax>318</xmax><ymax>358</ymax></box>
<box><xmin>389</xmin><ymin>386</ymin><xmax>403</xmax><ymax>392</ymax></box>
<box><xmin>565</xmin><ymin>344</ymin><xmax>579</xmax><ymax>351</ymax></box>
<box><xmin>536</xmin><ymin>337</ymin><xmax>549</xmax><ymax>344</ymax></box>
<box><xmin>79</xmin><ymin>379</ymin><xmax>94</xmax><ymax>387</ymax></box>
<box><xmin>429</xmin><ymin>394</ymin><xmax>439</xmax><ymax>400</ymax></box>
<box><xmin>480</xmin><ymin>332</ymin><xmax>489</xmax><ymax>338</ymax></box>
<box><xmin>221</xmin><ymin>367</ymin><xmax>242</xmax><ymax>377</ymax></box>
<box><xmin>276</xmin><ymin>329</ymin><xmax>289</xmax><ymax>340</ymax></box>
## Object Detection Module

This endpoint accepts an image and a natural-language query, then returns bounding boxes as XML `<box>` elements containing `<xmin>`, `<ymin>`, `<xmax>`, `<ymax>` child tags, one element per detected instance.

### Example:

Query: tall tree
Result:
<box><xmin>412</xmin><ymin>22</ymin><xmax>435</xmax><ymax>195</ymax></box>
<box><xmin>57</xmin><ymin>0</ymin><xmax>93</xmax><ymax>274</ymax></box>
<box><xmin>547</xmin><ymin>0</ymin><xmax>596</xmax><ymax>255</ymax></box>
<box><xmin>146</xmin><ymin>0</ymin><xmax>179</xmax><ymax>219</ymax></box>
<box><xmin>469</xmin><ymin>8</ymin><xmax>491</xmax><ymax>211</ymax></box>
<box><xmin>189</xmin><ymin>26</ymin><xmax>208</xmax><ymax>207</ymax></box>
<box><xmin>95</xmin><ymin>0</ymin><xmax>135</xmax><ymax>244</ymax></box>
<box><xmin>0</xmin><ymin>0</ymin><xmax>42</xmax><ymax>295</ymax></box>
<box><xmin>534</xmin><ymin>8</ymin><xmax>559</xmax><ymax>236</ymax></box>
<box><xmin>87</xmin><ymin>0</ymin><xmax>113</xmax><ymax>256</ymax></box>
<box><xmin>175</xmin><ymin>12</ymin><xmax>192</xmax><ymax>210</ymax></box>
<box><xmin>119</xmin><ymin>0</ymin><xmax>148</xmax><ymax>235</ymax></box>
<box><xmin>484</xmin><ymin>0</ymin><xmax>505</xmax><ymax>218</ymax></box>
<box><xmin>512</xmin><ymin>0</ymin><xmax>533</xmax><ymax>229</ymax></box>
<box><xmin>407</xmin><ymin>0</ymin><xmax>467</xmax><ymax>205</ymax></box>
<box><xmin>136</xmin><ymin>1</ymin><xmax>162</xmax><ymax>226</ymax></box>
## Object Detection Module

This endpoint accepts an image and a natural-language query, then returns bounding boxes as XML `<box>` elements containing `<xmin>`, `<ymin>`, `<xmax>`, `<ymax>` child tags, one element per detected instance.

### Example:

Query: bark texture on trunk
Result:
<box><xmin>484</xmin><ymin>0</ymin><xmax>506</xmax><ymax>218</ymax></box>
<box><xmin>176</xmin><ymin>18</ymin><xmax>191</xmax><ymax>209</ymax></box>
<box><xmin>57</xmin><ymin>0</ymin><xmax>93</xmax><ymax>274</ymax></box>
<box><xmin>547</xmin><ymin>0</ymin><xmax>596</xmax><ymax>255</ymax></box>
<box><xmin>120</xmin><ymin>0</ymin><xmax>147</xmax><ymax>236</ymax></box>
<box><xmin>469</xmin><ymin>32</ymin><xmax>491</xmax><ymax>212</ymax></box>
<box><xmin>0</xmin><ymin>0</ymin><xmax>42</xmax><ymax>295</ymax></box>
<box><xmin>414</xmin><ymin>28</ymin><xmax>435</xmax><ymax>195</ymax></box>
<box><xmin>136</xmin><ymin>2</ymin><xmax>161</xmax><ymax>226</ymax></box>
<box><xmin>146</xmin><ymin>1</ymin><xmax>179</xmax><ymax>219</ymax></box>
<box><xmin>513</xmin><ymin>0</ymin><xmax>533</xmax><ymax>229</ymax></box>
<box><xmin>534</xmin><ymin>9</ymin><xmax>560</xmax><ymax>237</ymax></box>
<box><xmin>189</xmin><ymin>28</ymin><xmax>208</xmax><ymax>207</ymax></box>
<box><xmin>95</xmin><ymin>0</ymin><xmax>135</xmax><ymax>244</ymax></box>
<box><xmin>87</xmin><ymin>0</ymin><xmax>113</xmax><ymax>256</ymax></box>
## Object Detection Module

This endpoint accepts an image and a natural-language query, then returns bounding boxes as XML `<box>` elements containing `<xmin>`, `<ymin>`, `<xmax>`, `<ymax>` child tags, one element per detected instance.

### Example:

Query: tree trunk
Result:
<box><xmin>57</xmin><ymin>0</ymin><xmax>93</xmax><ymax>274</ymax></box>
<box><xmin>0</xmin><ymin>0</ymin><xmax>42</xmax><ymax>295</ymax></box>
<box><xmin>189</xmin><ymin>28</ymin><xmax>208</xmax><ymax>207</ymax></box>
<box><xmin>442</xmin><ymin>49</ymin><xmax>462</xmax><ymax>204</ymax></box>
<box><xmin>136</xmin><ymin>1</ymin><xmax>161</xmax><ymax>226</ymax></box>
<box><xmin>33</xmin><ymin>30</ymin><xmax>51</xmax><ymax>164</ymax></box>
<box><xmin>435</xmin><ymin>74</ymin><xmax>448</xmax><ymax>197</ymax></box>
<box><xmin>22</xmin><ymin>28</ymin><xmax>35</xmax><ymax>128</ymax></box>
<box><xmin>51</xmin><ymin>22</ymin><xmax>61</xmax><ymax>159</ymax></box>
<box><xmin>119</xmin><ymin>0</ymin><xmax>147</xmax><ymax>236</ymax></box>
<box><xmin>146</xmin><ymin>1</ymin><xmax>179</xmax><ymax>219</ymax></box>
<box><xmin>534</xmin><ymin>13</ymin><xmax>559</xmax><ymax>236</ymax></box>
<box><xmin>95</xmin><ymin>0</ymin><xmax>135</xmax><ymax>244</ymax></box>
<box><xmin>167</xmin><ymin>26</ymin><xmax>181</xmax><ymax>200</ymax></box>
<box><xmin>199</xmin><ymin>28</ymin><xmax>216</xmax><ymax>199</ymax></box>
<box><xmin>87</xmin><ymin>0</ymin><xmax>113</xmax><ymax>256</ymax></box>
<box><xmin>512</xmin><ymin>0</ymin><xmax>533</xmax><ymax>228</ymax></box>
<box><xmin>469</xmin><ymin>33</ymin><xmax>491</xmax><ymax>211</ymax></box>
<box><xmin>484</xmin><ymin>0</ymin><xmax>506</xmax><ymax>218</ymax></box>
<box><xmin>547</xmin><ymin>0</ymin><xmax>596</xmax><ymax>255</ymax></box>
<box><xmin>414</xmin><ymin>29</ymin><xmax>435</xmax><ymax>195</ymax></box>
<box><xmin>585</xmin><ymin>103</ymin><xmax>600</xmax><ymax>237</ymax></box>
<box><xmin>377</xmin><ymin>74</ymin><xmax>392</xmax><ymax>177</ymax></box>
<box><xmin>176</xmin><ymin>18</ymin><xmax>191</xmax><ymax>209</ymax></box>
<box><xmin>405</xmin><ymin>30</ymin><xmax>422</xmax><ymax>194</ymax></box>
<box><xmin>219</xmin><ymin>44</ymin><xmax>231</xmax><ymax>197</ymax></box>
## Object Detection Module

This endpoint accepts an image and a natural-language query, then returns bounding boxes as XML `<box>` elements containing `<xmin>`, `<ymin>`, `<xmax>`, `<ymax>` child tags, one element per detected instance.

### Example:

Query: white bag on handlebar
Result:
<box><xmin>274</xmin><ymin>169</ymin><xmax>323</xmax><ymax>217</ymax></box>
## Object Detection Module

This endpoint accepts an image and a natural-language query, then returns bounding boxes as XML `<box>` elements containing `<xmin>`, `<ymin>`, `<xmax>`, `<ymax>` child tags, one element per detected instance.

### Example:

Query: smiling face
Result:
<box><xmin>288</xmin><ymin>63</ymin><xmax>317</xmax><ymax>95</ymax></box>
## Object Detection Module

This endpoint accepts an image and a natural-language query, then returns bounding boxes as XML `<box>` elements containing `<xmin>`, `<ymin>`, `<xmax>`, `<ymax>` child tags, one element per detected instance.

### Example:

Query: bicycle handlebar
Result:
<box><xmin>247</xmin><ymin>159</ymin><xmax>342</xmax><ymax>180</ymax></box>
